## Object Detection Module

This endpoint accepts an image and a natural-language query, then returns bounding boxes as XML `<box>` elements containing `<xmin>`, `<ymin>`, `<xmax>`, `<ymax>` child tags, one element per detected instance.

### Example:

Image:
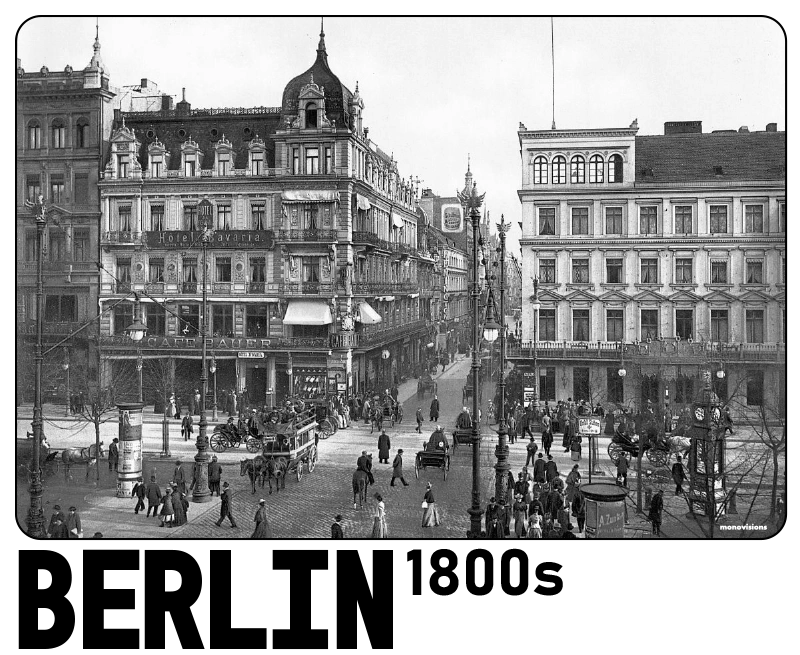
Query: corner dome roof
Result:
<box><xmin>281</xmin><ymin>24</ymin><xmax>353</xmax><ymax>128</ymax></box>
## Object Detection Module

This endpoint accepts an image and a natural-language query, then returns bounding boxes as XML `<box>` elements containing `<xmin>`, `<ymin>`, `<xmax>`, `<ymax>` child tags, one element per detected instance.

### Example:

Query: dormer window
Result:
<box><xmin>306</xmin><ymin>102</ymin><xmax>318</xmax><ymax>128</ymax></box>
<box><xmin>118</xmin><ymin>155</ymin><xmax>130</xmax><ymax>179</ymax></box>
<box><xmin>150</xmin><ymin>156</ymin><xmax>163</xmax><ymax>178</ymax></box>
<box><xmin>218</xmin><ymin>153</ymin><xmax>230</xmax><ymax>176</ymax></box>
<box><xmin>185</xmin><ymin>156</ymin><xmax>196</xmax><ymax>177</ymax></box>
<box><xmin>251</xmin><ymin>151</ymin><xmax>264</xmax><ymax>175</ymax></box>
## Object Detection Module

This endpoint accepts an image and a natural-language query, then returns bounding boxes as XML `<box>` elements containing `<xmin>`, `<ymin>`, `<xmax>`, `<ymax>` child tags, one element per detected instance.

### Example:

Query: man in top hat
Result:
<box><xmin>391</xmin><ymin>449</ymin><xmax>409</xmax><ymax>486</ymax></box>
<box><xmin>66</xmin><ymin>506</ymin><xmax>82</xmax><ymax>538</ymax></box>
<box><xmin>108</xmin><ymin>438</ymin><xmax>119</xmax><ymax>471</ymax></box>
<box><xmin>172</xmin><ymin>459</ymin><xmax>186</xmax><ymax>495</ymax></box>
<box><xmin>671</xmin><ymin>455</ymin><xmax>687</xmax><ymax>495</ymax></box>
<box><xmin>47</xmin><ymin>504</ymin><xmax>65</xmax><ymax>537</ymax></box>
<box><xmin>331</xmin><ymin>514</ymin><xmax>344</xmax><ymax>539</ymax></box>
<box><xmin>215</xmin><ymin>482</ymin><xmax>237</xmax><ymax>528</ymax></box>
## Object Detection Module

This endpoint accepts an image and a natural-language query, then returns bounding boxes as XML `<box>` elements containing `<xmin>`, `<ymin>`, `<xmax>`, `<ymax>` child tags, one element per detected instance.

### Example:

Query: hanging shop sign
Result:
<box><xmin>144</xmin><ymin>230</ymin><xmax>274</xmax><ymax>249</ymax></box>
<box><xmin>237</xmin><ymin>351</ymin><xmax>266</xmax><ymax>359</ymax></box>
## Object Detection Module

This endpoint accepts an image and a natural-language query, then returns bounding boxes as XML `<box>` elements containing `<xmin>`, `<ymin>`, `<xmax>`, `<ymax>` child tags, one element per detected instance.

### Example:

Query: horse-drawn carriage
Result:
<box><xmin>415</xmin><ymin>429</ymin><xmax>451</xmax><ymax>480</ymax></box>
<box><xmin>451</xmin><ymin>410</ymin><xmax>475</xmax><ymax>450</ymax></box>
<box><xmin>607</xmin><ymin>411</ymin><xmax>690</xmax><ymax>467</ymax></box>
<box><xmin>16</xmin><ymin>436</ymin><xmax>60</xmax><ymax>480</ymax></box>
<box><xmin>417</xmin><ymin>371</ymin><xmax>437</xmax><ymax>399</ymax></box>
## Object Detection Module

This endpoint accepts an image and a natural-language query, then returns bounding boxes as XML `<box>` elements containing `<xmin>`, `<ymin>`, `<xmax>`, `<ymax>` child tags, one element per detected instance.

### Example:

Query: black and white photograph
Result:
<box><xmin>15</xmin><ymin>14</ymin><xmax>787</xmax><ymax>544</ymax></box>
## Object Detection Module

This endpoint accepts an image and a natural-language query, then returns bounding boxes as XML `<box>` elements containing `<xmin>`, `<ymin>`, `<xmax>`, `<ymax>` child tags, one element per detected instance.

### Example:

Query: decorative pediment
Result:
<box><xmin>180</xmin><ymin>138</ymin><xmax>201</xmax><ymax>154</ymax></box>
<box><xmin>738</xmin><ymin>289</ymin><xmax>773</xmax><ymax>304</ymax></box>
<box><xmin>702</xmin><ymin>289</ymin><xmax>737</xmax><ymax>305</ymax></box>
<box><xmin>214</xmin><ymin>134</ymin><xmax>234</xmax><ymax>152</ymax></box>
<box><xmin>299</xmin><ymin>74</ymin><xmax>325</xmax><ymax>100</ymax></box>
<box><xmin>667</xmin><ymin>289</ymin><xmax>702</xmax><ymax>304</ymax></box>
<box><xmin>564</xmin><ymin>288</ymin><xmax>598</xmax><ymax>303</ymax></box>
<box><xmin>110</xmin><ymin>119</ymin><xmax>138</xmax><ymax>145</ymax></box>
<box><xmin>599</xmin><ymin>290</ymin><xmax>632</xmax><ymax>303</ymax></box>
<box><xmin>632</xmin><ymin>289</ymin><xmax>668</xmax><ymax>303</ymax></box>
<box><xmin>248</xmin><ymin>135</ymin><xmax>266</xmax><ymax>150</ymax></box>
<box><xmin>532</xmin><ymin>288</ymin><xmax>563</xmax><ymax>303</ymax></box>
<box><xmin>147</xmin><ymin>137</ymin><xmax>168</xmax><ymax>156</ymax></box>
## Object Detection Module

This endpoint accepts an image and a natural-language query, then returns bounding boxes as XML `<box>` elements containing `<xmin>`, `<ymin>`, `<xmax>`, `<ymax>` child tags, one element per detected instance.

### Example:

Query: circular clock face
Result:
<box><xmin>694</xmin><ymin>407</ymin><xmax>706</xmax><ymax>421</ymax></box>
<box><xmin>711</xmin><ymin>407</ymin><xmax>722</xmax><ymax>422</ymax></box>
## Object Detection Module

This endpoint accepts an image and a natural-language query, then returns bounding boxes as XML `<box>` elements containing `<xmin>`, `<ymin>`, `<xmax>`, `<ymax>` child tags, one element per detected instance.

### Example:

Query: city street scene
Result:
<box><xmin>16</xmin><ymin>17</ymin><xmax>785</xmax><ymax>539</ymax></box>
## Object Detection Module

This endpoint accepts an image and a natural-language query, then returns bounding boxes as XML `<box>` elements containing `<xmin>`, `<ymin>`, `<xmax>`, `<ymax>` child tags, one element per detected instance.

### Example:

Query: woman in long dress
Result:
<box><xmin>527</xmin><ymin>511</ymin><xmax>543</xmax><ymax>538</ymax></box>
<box><xmin>172</xmin><ymin>489</ymin><xmax>188</xmax><ymax>526</ymax></box>
<box><xmin>421</xmin><ymin>483</ymin><xmax>441</xmax><ymax>527</ymax></box>
<box><xmin>565</xmin><ymin>465</ymin><xmax>582</xmax><ymax>503</ymax></box>
<box><xmin>251</xmin><ymin>500</ymin><xmax>272</xmax><ymax>538</ymax></box>
<box><xmin>371</xmin><ymin>493</ymin><xmax>388</xmax><ymax>538</ymax></box>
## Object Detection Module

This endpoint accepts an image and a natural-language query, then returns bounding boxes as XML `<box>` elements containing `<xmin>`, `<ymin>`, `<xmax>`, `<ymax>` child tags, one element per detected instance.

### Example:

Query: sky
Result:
<box><xmin>15</xmin><ymin>15</ymin><xmax>786</xmax><ymax>254</ymax></box>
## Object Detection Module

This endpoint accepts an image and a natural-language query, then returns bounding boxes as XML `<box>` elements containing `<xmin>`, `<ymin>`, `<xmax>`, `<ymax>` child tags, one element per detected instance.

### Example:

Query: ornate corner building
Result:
<box><xmin>96</xmin><ymin>26</ymin><xmax>436</xmax><ymax>406</ymax></box>
<box><xmin>15</xmin><ymin>33</ymin><xmax>117</xmax><ymax>403</ymax></box>
<box><xmin>515</xmin><ymin>120</ymin><xmax>785</xmax><ymax>416</ymax></box>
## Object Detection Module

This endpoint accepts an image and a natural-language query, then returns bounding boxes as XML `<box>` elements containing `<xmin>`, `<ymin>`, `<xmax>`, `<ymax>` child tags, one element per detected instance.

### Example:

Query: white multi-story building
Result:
<box><xmin>513</xmin><ymin>120</ymin><xmax>785</xmax><ymax>415</ymax></box>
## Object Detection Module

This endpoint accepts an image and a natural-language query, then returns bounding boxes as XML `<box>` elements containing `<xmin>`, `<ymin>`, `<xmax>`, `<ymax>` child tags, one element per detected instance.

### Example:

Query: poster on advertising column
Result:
<box><xmin>441</xmin><ymin>203</ymin><xmax>464</xmax><ymax>233</ymax></box>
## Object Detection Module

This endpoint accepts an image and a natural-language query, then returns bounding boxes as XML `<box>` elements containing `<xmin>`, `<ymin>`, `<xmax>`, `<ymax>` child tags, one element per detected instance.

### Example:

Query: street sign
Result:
<box><xmin>238</xmin><ymin>351</ymin><xmax>265</xmax><ymax>359</ymax></box>
<box><xmin>578</xmin><ymin>416</ymin><xmax>601</xmax><ymax>435</ymax></box>
<box><xmin>523</xmin><ymin>388</ymin><xmax>534</xmax><ymax>403</ymax></box>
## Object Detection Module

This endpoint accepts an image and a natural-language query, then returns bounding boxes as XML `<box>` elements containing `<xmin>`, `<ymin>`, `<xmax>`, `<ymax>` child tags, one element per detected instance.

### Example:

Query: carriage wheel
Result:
<box><xmin>308</xmin><ymin>445</ymin><xmax>317</xmax><ymax>473</ymax></box>
<box><xmin>295</xmin><ymin>460</ymin><xmax>303</xmax><ymax>482</ymax></box>
<box><xmin>607</xmin><ymin>442</ymin><xmax>624</xmax><ymax>465</ymax></box>
<box><xmin>647</xmin><ymin>448</ymin><xmax>668</xmax><ymax>467</ymax></box>
<box><xmin>210</xmin><ymin>434</ymin><xmax>227</xmax><ymax>453</ymax></box>
<box><xmin>414</xmin><ymin>454</ymin><xmax>420</xmax><ymax>479</ymax></box>
<box><xmin>443</xmin><ymin>456</ymin><xmax>449</xmax><ymax>481</ymax></box>
<box><xmin>245</xmin><ymin>437</ymin><xmax>261</xmax><ymax>453</ymax></box>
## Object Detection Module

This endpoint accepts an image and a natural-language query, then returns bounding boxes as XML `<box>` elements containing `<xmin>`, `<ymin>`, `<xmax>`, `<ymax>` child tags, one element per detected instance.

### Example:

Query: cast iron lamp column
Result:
<box><xmin>210</xmin><ymin>355</ymin><xmax>218</xmax><ymax>422</ymax></box>
<box><xmin>482</xmin><ymin>288</ymin><xmax>505</xmax><ymax>510</ymax></box>
<box><xmin>457</xmin><ymin>182</ymin><xmax>486</xmax><ymax>537</ymax></box>
<box><xmin>531</xmin><ymin>278</ymin><xmax>540</xmax><ymax>419</ymax></box>
<box><xmin>123</xmin><ymin>293</ymin><xmax>147</xmax><ymax>405</ymax></box>
<box><xmin>193</xmin><ymin>218</ymin><xmax>213</xmax><ymax>503</ymax></box>
<box><xmin>62</xmin><ymin>354</ymin><xmax>70</xmax><ymax>416</ymax></box>
<box><xmin>494</xmin><ymin>216</ymin><xmax>510</xmax><ymax>507</ymax></box>
<box><xmin>26</xmin><ymin>199</ymin><xmax>47</xmax><ymax>537</ymax></box>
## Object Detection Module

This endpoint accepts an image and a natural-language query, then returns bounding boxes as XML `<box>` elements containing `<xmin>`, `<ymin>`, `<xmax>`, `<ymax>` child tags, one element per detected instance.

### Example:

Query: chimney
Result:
<box><xmin>176</xmin><ymin>87</ymin><xmax>190</xmax><ymax>115</ymax></box>
<box><xmin>738</xmin><ymin>125</ymin><xmax>750</xmax><ymax>133</ymax></box>
<box><xmin>664</xmin><ymin>121</ymin><xmax>702</xmax><ymax>135</ymax></box>
<box><xmin>161</xmin><ymin>94</ymin><xmax>173</xmax><ymax>111</ymax></box>
<box><xmin>766</xmin><ymin>123</ymin><xmax>778</xmax><ymax>132</ymax></box>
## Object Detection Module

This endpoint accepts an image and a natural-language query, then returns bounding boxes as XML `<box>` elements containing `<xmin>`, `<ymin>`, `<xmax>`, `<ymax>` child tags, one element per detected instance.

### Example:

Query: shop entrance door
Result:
<box><xmin>246</xmin><ymin>367</ymin><xmax>268</xmax><ymax>408</ymax></box>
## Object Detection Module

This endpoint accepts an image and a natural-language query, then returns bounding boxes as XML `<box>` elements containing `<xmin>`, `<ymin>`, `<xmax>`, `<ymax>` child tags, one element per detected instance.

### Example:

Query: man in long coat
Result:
<box><xmin>648</xmin><ymin>490</ymin><xmax>664</xmax><ymax>536</ymax></box>
<box><xmin>545</xmin><ymin>454</ymin><xmax>559</xmax><ymax>484</ymax></box>
<box><xmin>208</xmin><ymin>455</ymin><xmax>222</xmax><ymax>496</ymax></box>
<box><xmin>390</xmin><ymin>449</ymin><xmax>409</xmax><ymax>486</ymax></box>
<box><xmin>484</xmin><ymin>498</ymin><xmax>505</xmax><ymax>539</ymax></box>
<box><xmin>533</xmin><ymin>452</ymin><xmax>547</xmax><ymax>484</ymax></box>
<box><xmin>377</xmin><ymin>431</ymin><xmax>391</xmax><ymax>464</ymax></box>
<box><xmin>172</xmin><ymin>460</ymin><xmax>187</xmax><ymax>495</ymax></box>
<box><xmin>215</xmin><ymin>482</ymin><xmax>237</xmax><ymax>528</ymax></box>
<box><xmin>108</xmin><ymin>438</ymin><xmax>119</xmax><ymax>471</ymax></box>
<box><xmin>429</xmin><ymin>395</ymin><xmax>440</xmax><ymax>422</ymax></box>
<box><xmin>671</xmin><ymin>455</ymin><xmax>686</xmax><ymax>495</ymax></box>
<box><xmin>145</xmin><ymin>476</ymin><xmax>162</xmax><ymax>518</ymax></box>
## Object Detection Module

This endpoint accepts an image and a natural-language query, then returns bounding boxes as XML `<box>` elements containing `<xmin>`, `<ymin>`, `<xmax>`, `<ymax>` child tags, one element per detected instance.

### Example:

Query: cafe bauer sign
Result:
<box><xmin>144</xmin><ymin>230</ymin><xmax>275</xmax><ymax>249</ymax></box>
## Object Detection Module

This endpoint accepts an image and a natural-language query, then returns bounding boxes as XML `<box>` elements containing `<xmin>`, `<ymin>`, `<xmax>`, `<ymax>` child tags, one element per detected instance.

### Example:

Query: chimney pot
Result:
<box><xmin>766</xmin><ymin>122</ymin><xmax>778</xmax><ymax>132</ymax></box>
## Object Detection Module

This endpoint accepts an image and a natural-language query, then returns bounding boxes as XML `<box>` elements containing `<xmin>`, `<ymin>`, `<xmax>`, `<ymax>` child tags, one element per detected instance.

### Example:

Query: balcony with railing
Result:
<box><xmin>103</xmin><ymin>231</ymin><xmax>142</xmax><ymax>244</ymax></box>
<box><xmin>505</xmin><ymin>339</ymin><xmax>786</xmax><ymax>364</ymax></box>
<box><xmin>358</xmin><ymin>319</ymin><xmax>428</xmax><ymax>348</ymax></box>
<box><xmin>17</xmin><ymin>260</ymin><xmax>98</xmax><ymax>273</ymax></box>
<box><xmin>276</xmin><ymin>228</ymin><xmax>336</xmax><ymax>242</ymax></box>
<box><xmin>18</xmin><ymin>320</ymin><xmax>87</xmax><ymax>337</ymax></box>
<box><xmin>282</xmin><ymin>281</ymin><xmax>337</xmax><ymax>295</ymax></box>
<box><xmin>352</xmin><ymin>281</ymin><xmax>419</xmax><ymax>295</ymax></box>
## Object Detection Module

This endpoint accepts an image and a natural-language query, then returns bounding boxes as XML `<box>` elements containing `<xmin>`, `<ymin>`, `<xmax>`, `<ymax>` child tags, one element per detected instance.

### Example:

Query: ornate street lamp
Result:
<box><xmin>192</xmin><ymin>206</ymin><xmax>213</xmax><ymax>503</ymax></box>
<box><xmin>61</xmin><ymin>354</ymin><xmax>70</xmax><ymax>417</ymax></box>
<box><xmin>124</xmin><ymin>293</ymin><xmax>147</xmax><ymax>405</ymax></box>
<box><xmin>493</xmin><ymin>215</ymin><xmax>511</xmax><ymax>517</ymax></box>
<box><xmin>210</xmin><ymin>355</ymin><xmax>218</xmax><ymax>422</ymax></box>
<box><xmin>457</xmin><ymin>180</ymin><xmax>486</xmax><ymax>538</ymax></box>
<box><xmin>530</xmin><ymin>278</ymin><xmax>541</xmax><ymax>419</ymax></box>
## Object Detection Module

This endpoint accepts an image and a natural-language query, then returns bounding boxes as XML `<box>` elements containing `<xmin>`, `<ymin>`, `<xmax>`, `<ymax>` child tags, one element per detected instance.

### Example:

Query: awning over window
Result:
<box><xmin>281</xmin><ymin>190</ymin><xmax>338</xmax><ymax>203</ymax></box>
<box><xmin>282</xmin><ymin>299</ymin><xmax>333</xmax><ymax>325</ymax></box>
<box><xmin>357</xmin><ymin>302</ymin><xmax>382</xmax><ymax>325</ymax></box>
<box><xmin>356</xmin><ymin>194</ymin><xmax>371</xmax><ymax>211</ymax></box>
<box><xmin>392</xmin><ymin>213</ymin><xmax>404</xmax><ymax>228</ymax></box>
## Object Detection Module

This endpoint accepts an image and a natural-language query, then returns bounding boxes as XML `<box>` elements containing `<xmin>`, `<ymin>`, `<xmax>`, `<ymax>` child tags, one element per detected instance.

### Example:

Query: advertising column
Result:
<box><xmin>116</xmin><ymin>402</ymin><xmax>144</xmax><ymax>497</ymax></box>
<box><xmin>581</xmin><ymin>483</ymin><xmax>627</xmax><ymax>538</ymax></box>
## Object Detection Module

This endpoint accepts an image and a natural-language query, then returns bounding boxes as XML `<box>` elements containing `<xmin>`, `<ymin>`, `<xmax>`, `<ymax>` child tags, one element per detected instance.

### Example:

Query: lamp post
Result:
<box><xmin>483</xmin><ymin>287</ymin><xmax>506</xmax><ymax>511</ymax></box>
<box><xmin>210</xmin><ymin>355</ymin><xmax>218</xmax><ymax>422</ymax></box>
<box><xmin>62</xmin><ymin>354</ymin><xmax>70</xmax><ymax>417</ymax></box>
<box><xmin>530</xmin><ymin>278</ymin><xmax>541</xmax><ymax>420</ymax></box>
<box><xmin>494</xmin><ymin>216</ymin><xmax>511</xmax><ymax>508</ymax></box>
<box><xmin>192</xmin><ymin>209</ymin><xmax>213</xmax><ymax>503</ymax></box>
<box><xmin>124</xmin><ymin>293</ymin><xmax>147</xmax><ymax>405</ymax></box>
<box><xmin>457</xmin><ymin>179</ymin><xmax>486</xmax><ymax>538</ymax></box>
<box><xmin>25</xmin><ymin>196</ymin><xmax>48</xmax><ymax>537</ymax></box>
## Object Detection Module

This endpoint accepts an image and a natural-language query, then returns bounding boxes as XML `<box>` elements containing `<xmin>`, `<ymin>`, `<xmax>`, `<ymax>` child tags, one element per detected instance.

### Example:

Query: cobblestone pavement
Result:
<box><xmin>17</xmin><ymin>354</ymin><xmax>783</xmax><ymax>539</ymax></box>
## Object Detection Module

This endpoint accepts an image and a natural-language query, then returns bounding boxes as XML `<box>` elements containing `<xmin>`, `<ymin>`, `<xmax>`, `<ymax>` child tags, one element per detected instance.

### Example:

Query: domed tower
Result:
<box><xmin>280</xmin><ymin>20</ymin><xmax>353</xmax><ymax>130</ymax></box>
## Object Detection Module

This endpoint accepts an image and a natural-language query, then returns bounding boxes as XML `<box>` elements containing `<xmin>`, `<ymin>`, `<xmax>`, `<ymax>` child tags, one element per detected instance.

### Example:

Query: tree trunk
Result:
<box><xmin>771</xmin><ymin>449</ymin><xmax>779</xmax><ymax>520</ymax></box>
<box><xmin>95</xmin><ymin>411</ymin><xmax>101</xmax><ymax>482</ymax></box>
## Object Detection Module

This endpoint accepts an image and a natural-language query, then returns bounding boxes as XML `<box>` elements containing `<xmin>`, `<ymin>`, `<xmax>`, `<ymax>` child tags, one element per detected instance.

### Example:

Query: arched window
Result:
<box><xmin>608</xmin><ymin>154</ymin><xmax>623</xmax><ymax>183</ymax></box>
<box><xmin>589</xmin><ymin>155</ymin><xmax>604</xmax><ymax>183</ymax></box>
<box><xmin>533</xmin><ymin>156</ymin><xmax>548</xmax><ymax>184</ymax></box>
<box><xmin>570</xmin><ymin>155</ymin><xmax>585</xmax><ymax>184</ymax></box>
<box><xmin>27</xmin><ymin>119</ymin><xmax>41</xmax><ymax>149</ymax></box>
<box><xmin>551</xmin><ymin>155</ymin><xmax>566</xmax><ymax>184</ymax></box>
<box><xmin>305</xmin><ymin>102</ymin><xmax>318</xmax><ymax>129</ymax></box>
<box><xmin>51</xmin><ymin>119</ymin><xmax>66</xmax><ymax>148</ymax></box>
<box><xmin>76</xmin><ymin>118</ymin><xmax>89</xmax><ymax>148</ymax></box>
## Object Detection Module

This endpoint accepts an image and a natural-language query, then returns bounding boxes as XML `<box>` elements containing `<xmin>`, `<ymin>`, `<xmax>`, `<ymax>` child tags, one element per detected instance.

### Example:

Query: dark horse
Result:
<box><xmin>264</xmin><ymin>457</ymin><xmax>288</xmax><ymax>494</ymax></box>
<box><xmin>62</xmin><ymin>443</ymin><xmax>103</xmax><ymax>481</ymax></box>
<box><xmin>240</xmin><ymin>456</ymin><xmax>267</xmax><ymax>494</ymax></box>
<box><xmin>352</xmin><ymin>469</ymin><xmax>370</xmax><ymax>509</ymax></box>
